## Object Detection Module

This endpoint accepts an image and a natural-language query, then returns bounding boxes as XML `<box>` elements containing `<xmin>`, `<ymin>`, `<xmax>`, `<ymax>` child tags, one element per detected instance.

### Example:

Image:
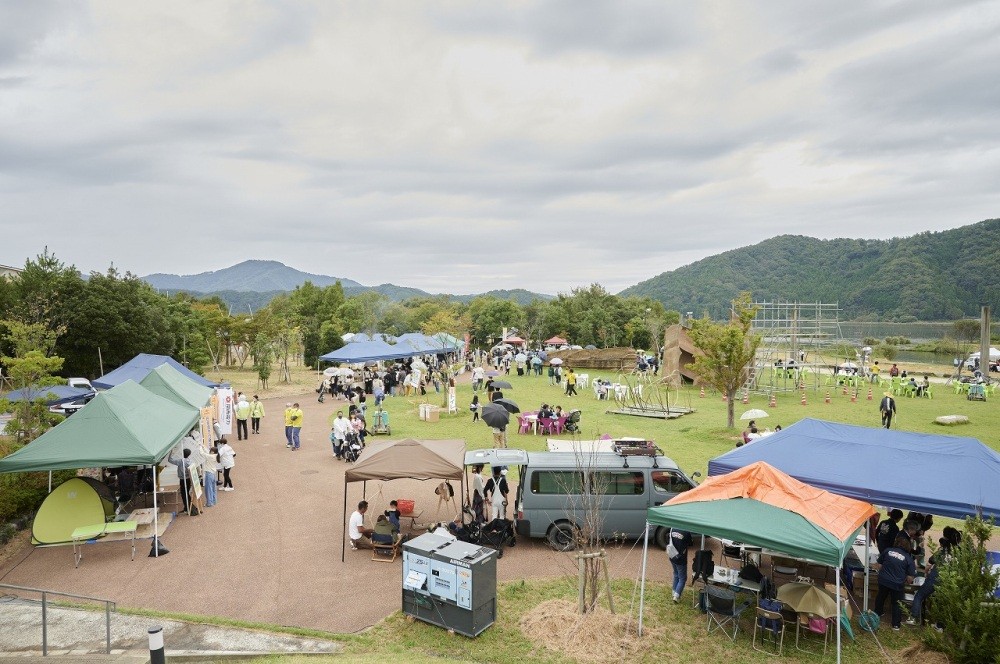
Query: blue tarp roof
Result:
<box><xmin>93</xmin><ymin>353</ymin><xmax>217</xmax><ymax>390</ymax></box>
<box><xmin>708</xmin><ymin>418</ymin><xmax>1000</xmax><ymax>519</ymax></box>
<box><xmin>346</xmin><ymin>332</ymin><xmax>397</xmax><ymax>344</ymax></box>
<box><xmin>4</xmin><ymin>385</ymin><xmax>94</xmax><ymax>406</ymax></box>
<box><xmin>319</xmin><ymin>340</ymin><xmax>414</xmax><ymax>364</ymax></box>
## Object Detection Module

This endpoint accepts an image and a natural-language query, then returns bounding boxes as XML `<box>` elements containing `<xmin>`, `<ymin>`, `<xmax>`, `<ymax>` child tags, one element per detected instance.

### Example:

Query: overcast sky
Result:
<box><xmin>2</xmin><ymin>1</ymin><xmax>998</xmax><ymax>296</ymax></box>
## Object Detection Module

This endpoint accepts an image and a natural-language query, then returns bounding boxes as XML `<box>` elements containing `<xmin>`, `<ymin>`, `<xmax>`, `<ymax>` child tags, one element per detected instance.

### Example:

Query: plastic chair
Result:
<box><xmin>706</xmin><ymin>585</ymin><xmax>752</xmax><ymax>641</ymax></box>
<box><xmin>752</xmin><ymin>602</ymin><xmax>786</xmax><ymax>656</ymax></box>
<box><xmin>576</xmin><ymin>374</ymin><xmax>589</xmax><ymax>389</ymax></box>
<box><xmin>518</xmin><ymin>416</ymin><xmax>531</xmax><ymax>435</ymax></box>
<box><xmin>537</xmin><ymin>417</ymin><xmax>556</xmax><ymax>435</ymax></box>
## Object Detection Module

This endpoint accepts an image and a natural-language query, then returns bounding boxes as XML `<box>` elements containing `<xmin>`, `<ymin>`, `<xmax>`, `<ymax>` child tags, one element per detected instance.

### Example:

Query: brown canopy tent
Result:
<box><xmin>341</xmin><ymin>438</ymin><xmax>465</xmax><ymax>561</ymax></box>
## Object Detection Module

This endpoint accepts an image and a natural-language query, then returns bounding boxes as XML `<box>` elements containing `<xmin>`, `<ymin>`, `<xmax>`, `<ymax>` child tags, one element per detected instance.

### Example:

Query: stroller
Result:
<box><xmin>370</xmin><ymin>407</ymin><xmax>391</xmax><ymax>435</ymax></box>
<box><xmin>317</xmin><ymin>380</ymin><xmax>326</xmax><ymax>403</ymax></box>
<box><xmin>343</xmin><ymin>432</ymin><xmax>364</xmax><ymax>462</ymax></box>
<box><xmin>478</xmin><ymin>518</ymin><xmax>516</xmax><ymax>558</ymax></box>
<box><xmin>563</xmin><ymin>409</ymin><xmax>582</xmax><ymax>434</ymax></box>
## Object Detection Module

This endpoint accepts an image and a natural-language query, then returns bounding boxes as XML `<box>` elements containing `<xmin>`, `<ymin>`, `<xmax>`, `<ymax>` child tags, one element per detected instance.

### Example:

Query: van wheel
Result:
<box><xmin>547</xmin><ymin>523</ymin><xmax>577</xmax><ymax>551</ymax></box>
<box><xmin>654</xmin><ymin>527</ymin><xmax>669</xmax><ymax>550</ymax></box>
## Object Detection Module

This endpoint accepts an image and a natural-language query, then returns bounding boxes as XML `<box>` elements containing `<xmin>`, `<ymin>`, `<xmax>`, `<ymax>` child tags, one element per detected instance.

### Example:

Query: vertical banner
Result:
<box><xmin>199</xmin><ymin>407</ymin><xmax>213</xmax><ymax>448</ymax></box>
<box><xmin>216</xmin><ymin>387</ymin><xmax>233</xmax><ymax>435</ymax></box>
<box><xmin>448</xmin><ymin>385</ymin><xmax>457</xmax><ymax>414</ymax></box>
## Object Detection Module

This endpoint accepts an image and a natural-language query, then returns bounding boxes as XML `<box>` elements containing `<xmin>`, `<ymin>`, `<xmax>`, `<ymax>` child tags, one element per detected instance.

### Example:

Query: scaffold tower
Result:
<box><xmin>745</xmin><ymin>301</ymin><xmax>845</xmax><ymax>394</ymax></box>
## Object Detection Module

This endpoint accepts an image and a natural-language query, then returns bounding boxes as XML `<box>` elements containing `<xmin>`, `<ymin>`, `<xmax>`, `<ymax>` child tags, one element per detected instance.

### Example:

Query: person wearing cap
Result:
<box><xmin>283</xmin><ymin>403</ymin><xmax>294</xmax><ymax>448</ymax></box>
<box><xmin>249</xmin><ymin>396</ymin><xmax>265</xmax><ymax>435</ymax></box>
<box><xmin>879</xmin><ymin>391</ymin><xmax>896</xmax><ymax>429</ymax></box>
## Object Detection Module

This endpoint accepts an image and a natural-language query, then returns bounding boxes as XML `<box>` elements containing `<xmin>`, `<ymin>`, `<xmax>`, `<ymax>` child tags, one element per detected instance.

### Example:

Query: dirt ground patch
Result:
<box><xmin>897</xmin><ymin>642</ymin><xmax>952</xmax><ymax>664</ymax></box>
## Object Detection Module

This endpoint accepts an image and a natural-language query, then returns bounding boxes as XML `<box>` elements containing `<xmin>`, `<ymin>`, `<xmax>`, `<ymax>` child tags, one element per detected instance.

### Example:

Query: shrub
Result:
<box><xmin>884</xmin><ymin>336</ymin><xmax>911</xmax><ymax>345</ymax></box>
<box><xmin>863</xmin><ymin>337</ymin><xmax>880</xmax><ymax>347</ymax></box>
<box><xmin>0</xmin><ymin>437</ymin><xmax>74</xmax><ymax>524</ymax></box>
<box><xmin>876</xmin><ymin>343</ymin><xmax>898</xmax><ymax>361</ymax></box>
<box><xmin>925</xmin><ymin>515</ymin><xmax>1000</xmax><ymax>663</ymax></box>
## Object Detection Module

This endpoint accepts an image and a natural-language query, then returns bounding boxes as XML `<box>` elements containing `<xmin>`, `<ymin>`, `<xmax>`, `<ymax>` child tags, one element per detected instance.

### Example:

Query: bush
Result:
<box><xmin>863</xmin><ymin>337</ymin><xmax>880</xmax><ymax>347</ymax></box>
<box><xmin>925</xmin><ymin>515</ymin><xmax>1000</xmax><ymax>663</ymax></box>
<box><xmin>0</xmin><ymin>437</ymin><xmax>74</xmax><ymax>524</ymax></box>
<box><xmin>884</xmin><ymin>336</ymin><xmax>911</xmax><ymax>345</ymax></box>
<box><xmin>876</xmin><ymin>343</ymin><xmax>898</xmax><ymax>361</ymax></box>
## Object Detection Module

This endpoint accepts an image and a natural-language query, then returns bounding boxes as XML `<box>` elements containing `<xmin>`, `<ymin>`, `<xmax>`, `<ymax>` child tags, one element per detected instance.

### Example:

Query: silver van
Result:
<box><xmin>464</xmin><ymin>447</ymin><xmax>697</xmax><ymax>551</ymax></box>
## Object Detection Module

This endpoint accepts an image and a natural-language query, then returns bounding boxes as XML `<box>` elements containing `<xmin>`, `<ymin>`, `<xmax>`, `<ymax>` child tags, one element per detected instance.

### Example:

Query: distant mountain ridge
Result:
<box><xmin>142</xmin><ymin>260</ymin><xmax>552</xmax><ymax>308</ymax></box>
<box><xmin>144</xmin><ymin>260</ymin><xmax>363</xmax><ymax>293</ymax></box>
<box><xmin>620</xmin><ymin>218</ymin><xmax>1000</xmax><ymax>321</ymax></box>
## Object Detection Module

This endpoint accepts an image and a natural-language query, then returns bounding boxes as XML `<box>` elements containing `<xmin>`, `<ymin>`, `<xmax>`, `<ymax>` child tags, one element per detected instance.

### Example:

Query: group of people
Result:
<box><xmin>166</xmin><ymin>423</ymin><xmax>237</xmax><ymax>515</ymax></box>
<box><xmin>738</xmin><ymin>420</ymin><xmax>781</xmax><ymax>445</ymax></box>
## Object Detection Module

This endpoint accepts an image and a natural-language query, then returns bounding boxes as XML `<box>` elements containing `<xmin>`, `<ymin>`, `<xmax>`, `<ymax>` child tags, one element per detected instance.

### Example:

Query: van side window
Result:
<box><xmin>652</xmin><ymin>470</ymin><xmax>692</xmax><ymax>494</ymax></box>
<box><xmin>530</xmin><ymin>471</ymin><xmax>584</xmax><ymax>495</ymax></box>
<box><xmin>591</xmin><ymin>471</ymin><xmax>644</xmax><ymax>496</ymax></box>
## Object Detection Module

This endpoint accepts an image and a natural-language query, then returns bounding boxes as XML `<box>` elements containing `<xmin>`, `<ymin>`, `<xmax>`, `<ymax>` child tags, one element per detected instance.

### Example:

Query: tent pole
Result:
<box><xmin>48</xmin><ymin>471</ymin><xmax>52</xmax><ymax>493</ymax></box>
<box><xmin>863</xmin><ymin>536</ymin><xmax>870</xmax><ymax>613</ymax></box>
<box><xmin>341</xmin><ymin>482</ymin><xmax>348</xmax><ymax>563</ymax></box>
<box><xmin>363</xmin><ymin>480</ymin><xmax>366</xmax><ymax>501</ymax></box>
<box><xmin>835</xmin><ymin>566</ymin><xmax>842</xmax><ymax>664</ymax></box>
<box><xmin>152</xmin><ymin>465</ymin><xmax>159</xmax><ymax>558</ymax></box>
<box><xmin>638</xmin><ymin>522</ymin><xmax>650</xmax><ymax>636</ymax></box>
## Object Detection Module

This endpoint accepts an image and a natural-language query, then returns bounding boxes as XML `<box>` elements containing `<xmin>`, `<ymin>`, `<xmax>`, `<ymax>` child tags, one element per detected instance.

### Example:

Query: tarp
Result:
<box><xmin>708</xmin><ymin>418</ymin><xmax>1000</xmax><ymax>519</ymax></box>
<box><xmin>3</xmin><ymin>385</ymin><xmax>93</xmax><ymax>406</ymax></box>
<box><xmin>0</xmin><ymin>380</ymin><xmax>200</xmax><ymax>473</ymax></box>
<box><xmin>31</xmin><ymin>477</ymin><xmax>115</xmax><ymax>546</ymax></box>
<box><xmin>139</xmin><ymin>364</ymin><xmax>213</xmax><ymax>409</ymax></box>
<box><xmin>319</xmin><ymin>339</ymin><xmax>413</xmax><ymax>364</ymax></box>
<box><xmin>93</xmin><ymin>353</ymin><xmax>216</xmax><ymax>390</ymax></box>
<box><xmin>345</xmin><ymin>438</ymin><xmax>465</xmax><ymax>482</ymax></box>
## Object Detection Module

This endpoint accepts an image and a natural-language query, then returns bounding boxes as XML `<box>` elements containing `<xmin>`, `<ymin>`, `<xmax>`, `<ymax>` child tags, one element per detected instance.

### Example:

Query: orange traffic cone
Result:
<box><xmin>851</xmin><ymin>390</ymin><xmax>858</xmax><ymax>403</ymax></box>
<box><xmin>842</xmin><ymin>385</ymin><xmax>848</xmax><ymax>395</ymax></box>
<box><xmin>742</xmin><ymin>391</ymin><xmax>749</xmax><ymax>405</ymax></box>
<box><xmin>799</xmin><ymin>380</ymin><xmax>805</xmax><ymax>390</ymax></box>
<box><xmin>700</xmin><ymin>386</ymin><xmax>705</xmax><ymax>398</ymax></box>
<box><xmin>800</xmin><ymin>392</ymin><xmax>807</xmax><ymax>406</ymax></box>
<box><xmin>769</xmin><ymin>394</ymin><xmax>777</xmax><ymax>408</ymax></box>
<box><xmin>825</xmin><ymin>391</ymin><xmax>831</xmax><ymax>404</ymax></box>
<box><xmin>867</xmin><ymin>387</ymin><xmax>873</xmax><ymax>401</ymax></box>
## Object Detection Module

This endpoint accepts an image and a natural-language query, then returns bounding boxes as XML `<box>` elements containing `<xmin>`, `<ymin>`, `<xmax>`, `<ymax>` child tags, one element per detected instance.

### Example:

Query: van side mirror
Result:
<box><xmin>691</xmin><ymin>471</ymin><xmax>702</xmax><ymax>479</ymax></box>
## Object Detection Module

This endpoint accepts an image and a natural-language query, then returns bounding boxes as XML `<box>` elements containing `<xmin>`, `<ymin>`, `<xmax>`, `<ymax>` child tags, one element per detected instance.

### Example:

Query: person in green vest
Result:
<box><xmin>234</xmin><ymin>393</ymin><xmax>251</xmax><ymax>440</ymax></box>
<box><xmin>249</xmin><ymin>395</ymin><xmax>265</xmax><ymax>435</ymax></box>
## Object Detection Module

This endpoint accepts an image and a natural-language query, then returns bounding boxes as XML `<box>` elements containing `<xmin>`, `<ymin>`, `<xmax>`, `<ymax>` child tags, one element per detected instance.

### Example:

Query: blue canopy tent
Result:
<box><xmin>345</xmin><ymin>332</ymin><xmax>398</xmax><ymax>344</ymax></box>
<box><xmin>93</xmin><ymin>353</ymin><xmax>218</xmax><ymax>390</ymax></box>
<box><xmin>4</xmin><ymin>385</ymin><xmax>94</xmax><ymax>406</ymax></box>
<box><xmin>708</xmin><ymin>418</ymin><xmax>1000</xmax><ymax>519</ymax></box>
<box><xmin>319</xmin><ymin>339</ymin><xmax>414</xmax><ymax>364</ymax></box>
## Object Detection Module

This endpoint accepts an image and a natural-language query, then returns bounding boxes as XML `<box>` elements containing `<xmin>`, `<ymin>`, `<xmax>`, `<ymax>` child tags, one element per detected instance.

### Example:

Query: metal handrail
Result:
<box><xmin>0</xmin><ymin>582</ymin><xmax>116</xmax><ymax>655</ymax></box>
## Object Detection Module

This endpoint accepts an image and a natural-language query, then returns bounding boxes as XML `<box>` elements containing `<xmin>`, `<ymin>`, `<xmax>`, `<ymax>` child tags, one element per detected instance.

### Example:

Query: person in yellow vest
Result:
<box><xmin>289</xmin><ymin>402</ymin><xmax>304</xmax><ymax>450</ymax></box>
<box><xmin>234</xmin><ymin>394</ymin><xmax>251</xmax><ymax>440</ymax></box>
<box><xmin>249</xmin><ymin>395</ymin><xmax>265</xmax><ymax>435</ymax></box>
<box><xmin>283</xmin><ymin>403</ymin><xmax>294</xmax><ymax>448</ymax></box>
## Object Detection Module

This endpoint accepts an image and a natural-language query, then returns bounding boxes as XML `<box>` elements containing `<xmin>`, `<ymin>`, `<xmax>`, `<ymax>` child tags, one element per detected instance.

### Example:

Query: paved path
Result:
<box><xmin>0</xmin><ymin>390</ymin><xmax>671</xmax><ymax>637</ymax></box>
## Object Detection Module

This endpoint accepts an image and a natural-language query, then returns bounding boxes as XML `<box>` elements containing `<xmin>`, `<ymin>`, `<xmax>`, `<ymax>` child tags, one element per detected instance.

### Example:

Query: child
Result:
<box><xmin>470</xmin><ymin>395</ymin><xmax>480</xmax><ymax>422</ymax></box>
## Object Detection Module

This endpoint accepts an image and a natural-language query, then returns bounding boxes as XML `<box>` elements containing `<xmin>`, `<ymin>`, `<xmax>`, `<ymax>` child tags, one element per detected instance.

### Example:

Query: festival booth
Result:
<box><xmin>638</xmin><ymin>462</ymin><xmax>875</xmax><ymax>663</ymax></box>
<box><xmin>320</xmin><ymin>339</ymin><xmax>415</xmax><ymax>364</ymax></box>
<box><xmin>341</xmin><ymin>438</ymin><xmax>465</xmax><ymax>561</ymax></box>
<box><xmin>0</xmin><ymin>379</ymin><xmax>200</xmax><ymax>559</ymax></box>
<box><xmin>93</xmin><ymin>353</ymin><xmax>219</xmax><ymax>390</ymax></box>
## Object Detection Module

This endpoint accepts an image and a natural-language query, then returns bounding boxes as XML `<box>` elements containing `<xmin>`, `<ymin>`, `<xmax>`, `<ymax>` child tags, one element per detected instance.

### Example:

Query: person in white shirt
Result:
<box><xmin>349</xmin><ymin>500</ymin><xmax>374</xmax><ymax>550</ymax></box>
<box><xmin>331</xmin><ymin>411</ymin><xmax>352</xmax><ymax>460</ymax></box>
<box><xmin>217</xmin><ymin>440</ymin><xmax>236</xmax><ymax>491</ymax></box>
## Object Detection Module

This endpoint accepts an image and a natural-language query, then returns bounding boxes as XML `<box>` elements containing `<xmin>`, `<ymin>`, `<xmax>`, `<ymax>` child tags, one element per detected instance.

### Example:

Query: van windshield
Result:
<box><xmin>651</xmin><ymin>470</ymin><xmax>693</xmax><ymax>494</ymax></box>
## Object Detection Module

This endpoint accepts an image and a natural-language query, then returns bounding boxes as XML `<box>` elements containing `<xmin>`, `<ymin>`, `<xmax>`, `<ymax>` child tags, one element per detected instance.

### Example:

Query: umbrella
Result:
<box><xmin>410</xmin><ymin>359</ymin><xmax>428</xmax><ymax>370</ymax></box>
<box><xmin>777</xmin><ymin>583</ymin><xmax>839</xmax><ymax>619</ymax></box>
<box><xmin>740</xmin><ymin>409</ymin><xmax>769</xmax><ymax>421</ymax></box>
<box><xmin>549</xmin><ymin>358</ymin><xmax>564</xmax><ymax>366</ymax></box>
<box><xmin>481</xmin><ymin>402</ymin><xmax>510</xmax><ymax>429</ymax></box>
<box><xmin>491</xmin><ymin>380</ymin><xmax>513</xmax><ymax>390</ymax></box>
<box><xmin>486</xmin><ymin>369</ymin><xmax>500</xmax><ymax>377</ymax></box>
<box><xmin>839</xmin><ymin>361</ymin><xmax>858</xmax><ymax>369</ymax></box>
<box><xmin>515</xmin><ymin>353</ymin><xmax>527</xmax><ymax>363</ymax></box>
<box><xmin>493</xmin><ymin>397</ymin><xmax>520</xmax><ymax>414</ymax></box>
<box><xmin>531</xmin><ymin>356</ymin><xmax>543</xmax><ymax>365</ymax></box>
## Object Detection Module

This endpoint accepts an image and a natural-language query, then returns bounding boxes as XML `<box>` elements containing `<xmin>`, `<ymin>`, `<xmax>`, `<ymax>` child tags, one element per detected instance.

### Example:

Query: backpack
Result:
<box><xmin>692</xmin><ymin>549</ymin><xmax>714</xmax><ymax>583</ymax></box>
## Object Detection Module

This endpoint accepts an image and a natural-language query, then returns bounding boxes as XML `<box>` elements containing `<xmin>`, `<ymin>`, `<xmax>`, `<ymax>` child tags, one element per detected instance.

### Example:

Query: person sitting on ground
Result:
<box><xmin>349</xmin><ymin>500</ymin><xmax>375</xmax><ymax>550</ymax></box>
<box><xmin>742</xmin><ymin>420</ymin><xmax>757</xmax><ymax>444</ymax></box>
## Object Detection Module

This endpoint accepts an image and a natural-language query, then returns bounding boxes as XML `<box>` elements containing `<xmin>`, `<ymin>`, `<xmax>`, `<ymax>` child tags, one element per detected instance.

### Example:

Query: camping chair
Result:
<box><xmin>371</xmin><ymin>536</ymin><xmax>402</xmax><ymax>563</ymax></box>
<box><xmin>752</xmin><ymin>598</ymin><xmax>787</xmax><ymax>656</ymax></box>
<box><xmin>771</xmin><ymin>556</ymin><xmax>799</xmax><ymax>587</ymax></box>
<box><xmin>795</xmin><ymin>613</ymin><xmax>833</xmax><ymax>655</ymax></box>
<box><xmin>706</xmin><ymin>585</ymin><xmax>752</xmax><ymax>641</ymax></box>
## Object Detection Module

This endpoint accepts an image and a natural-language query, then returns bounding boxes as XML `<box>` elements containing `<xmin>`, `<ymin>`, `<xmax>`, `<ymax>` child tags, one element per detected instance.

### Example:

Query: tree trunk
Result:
<box><xmin>726</xmin><ymin>389</ymin><xmax>736</xmax><ymax>428</ymax></box>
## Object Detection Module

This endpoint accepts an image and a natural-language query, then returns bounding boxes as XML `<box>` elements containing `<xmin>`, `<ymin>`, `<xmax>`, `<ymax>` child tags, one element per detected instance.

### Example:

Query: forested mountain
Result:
<box><xmin>144</xmin><ymin>260</ymin><xmax>363</xmax><ymax>293</ymax></box>
<box><xmin>620</xmin><ymin>218</ymin><xmax>1000</xmax><ymax>321</ymax></box>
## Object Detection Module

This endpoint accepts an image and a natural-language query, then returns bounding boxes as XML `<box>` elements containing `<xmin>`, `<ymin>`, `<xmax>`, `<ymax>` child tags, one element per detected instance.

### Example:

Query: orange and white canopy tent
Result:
<box><xmin>544</xmin><ymin>336</ymin><xmax>568</xmax><ymax>346</ymax></box>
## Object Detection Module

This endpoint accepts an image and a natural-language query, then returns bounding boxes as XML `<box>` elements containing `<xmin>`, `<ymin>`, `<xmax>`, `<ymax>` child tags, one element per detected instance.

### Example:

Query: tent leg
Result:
<box><xmin>363</xmin><ymin>480</ymin><xmax>366</xmax><ymax>501</ymax></box>
<box><xmin>863</xmin><ymin>537</ymin><xmax>870</xmax><ymax>613</ymax></box>
<box><xmin>152</xmin><ymin>466</ymin><xmax>159</xmax><ymax>558</ymax></box>
<box><xmin>48</xmin><ymin>471</ymin><xmax>52</xmax><ymax>493</ymax></box>
<box><xmin>836</xmin><ymin>566</ymin><xmax>842</xmax><ymax>664</ymax></box>
<box><xmin>341</xmin><ymin>482</ymin><xmax>348</xmax><ymax>563</ymax></box>
<box><xmin>638</xmin><ymin>522</ymin><xmax>650</xmax><ymax>636</ymax></box>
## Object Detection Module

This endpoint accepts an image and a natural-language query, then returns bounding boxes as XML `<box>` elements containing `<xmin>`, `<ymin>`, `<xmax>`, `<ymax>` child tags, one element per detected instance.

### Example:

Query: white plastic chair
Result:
<box><xmin>576</xmin><ymin>374</ymin><xmax>589</xmax><ymax>389</ymax></box>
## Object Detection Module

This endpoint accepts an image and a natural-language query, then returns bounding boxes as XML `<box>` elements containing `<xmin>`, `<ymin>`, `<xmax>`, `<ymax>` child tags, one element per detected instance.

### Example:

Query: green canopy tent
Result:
<box><xmin>637</xmin><ymin>462</ymin><xmax>875</xmax><ymax>664</ymax></box>
<box><xmin>139</xmin><ymin>364</ymin><xmax>213</xmax><ymax>409</ymax></box>
<box><xmin>0</xmin><ymin>379</ymin><xmax>200</xmax><ymax>555</ymax></box>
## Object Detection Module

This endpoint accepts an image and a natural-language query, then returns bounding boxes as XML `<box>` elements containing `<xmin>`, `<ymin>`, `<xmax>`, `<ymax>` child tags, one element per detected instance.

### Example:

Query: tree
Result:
<box><xmin>926</xmin><ymin>515</ymin><xmax>1000</xmax><ymax>663</ymax></box>
<box><xmin>953</xmin><ymin>319</ymin><xmax>981</xmax><ymax>376</ymax></box>
<box><xmin>0</xmin><ymin>349</ymin><xmax>65</xmax><ymax>442</ymax></box>
<box><xmin>251</xmin><ymin>334</ymin><xmax>274</xmax><ymax>390</ymax></box>
<box><xmin>688</xmin><ymin>292</ymin><xmax>761</xmax><ymax>428</ymax></box>
<box><xmin>466</xmin><ymin>297</ymin><xmax>524</xmax><ymax>345</ymax></box>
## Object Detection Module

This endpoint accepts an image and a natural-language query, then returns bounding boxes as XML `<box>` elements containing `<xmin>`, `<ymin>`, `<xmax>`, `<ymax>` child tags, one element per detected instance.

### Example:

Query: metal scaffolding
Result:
<box><xmin>745</xmin><ymin>301</ymin><xmax>845</xmax><ymax>394</ymax></box>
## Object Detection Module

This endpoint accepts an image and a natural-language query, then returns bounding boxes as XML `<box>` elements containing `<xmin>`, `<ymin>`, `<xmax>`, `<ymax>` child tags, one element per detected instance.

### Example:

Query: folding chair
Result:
<box><xmin>796</xmin><ymin>613</ymin><xmax>832</xmax><ymax>655</ymax></box>
<box><xmin>371</xmin><ymin>538</ymin><xmax>401</xmax><ymax>563</ymax></box>
<box><xmin>752</xmin><ymin>601</ymin><xmax>786</xmax><ymax>656</ymax></box>
<box><xmin>706</xmin><ymin>585</ymin><xmax>752</xmax><ymax>641</ymax></box>
<box><xmin>771</xmin><ymin>556</ymin><xmax>799</xmax><ymax>587</ymax></box>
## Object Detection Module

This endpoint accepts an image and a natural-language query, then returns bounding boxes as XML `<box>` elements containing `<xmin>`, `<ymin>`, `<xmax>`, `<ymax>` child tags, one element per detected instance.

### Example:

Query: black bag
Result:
<box><xmin>692</xmin><ymin>549</ymin><xmax>714</xmax><ymax>583</ymax></box>
<box><xmin>739</xmin><ymin>561</ymin><xmax>764</xmax><ymax>583</ymax></box>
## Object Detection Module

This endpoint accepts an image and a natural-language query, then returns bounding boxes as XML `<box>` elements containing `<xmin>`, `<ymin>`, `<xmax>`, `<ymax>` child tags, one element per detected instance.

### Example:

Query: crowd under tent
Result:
<box><xmin>138</xmin><ymin>364</ymin><xmax>214</xmax><ymax>409</ymax></box>
<box><xmin>639</xmin><ymin>461</ymin><xmax>875</xmax><ymax>664</ymax></box>
<box><xmin>341</xmin><ymin>438</ymin><xmax>465</xmax><ymax>561</ymax></box>
<box><xmin>93</xmin><ymin>353</ymin><xmax>217</xmax><ymax>390</ymax></box>
<box><xmin>708</xmin><ymin>418</ymin><xmax>1000</xmax><ymax>519</ymax></box>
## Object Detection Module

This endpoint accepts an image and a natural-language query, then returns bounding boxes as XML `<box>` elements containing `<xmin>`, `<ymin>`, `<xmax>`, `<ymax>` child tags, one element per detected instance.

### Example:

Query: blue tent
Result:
<box><xmin>93</xmin><ymin>353</ymin><xmax>217</xmax><ymax>390</ymax></box>
<box><xmin>319</xmin><ymin>340</ymin><xmax>414</xmax><ymax>364</ymax></box>
<box><xmin>708</xmin><ymin>418</ymin><xmax>1000</xmax><ymax>519</ymax></box>
<box><xmin>4</xmin><ymin>385</ymin><xmax>94</xmax><ymax>406</ymax></box>
<box><xmin>346</xmin><ymin>332</ymin><xmax>397</xmax><ymax>344</ymax></box>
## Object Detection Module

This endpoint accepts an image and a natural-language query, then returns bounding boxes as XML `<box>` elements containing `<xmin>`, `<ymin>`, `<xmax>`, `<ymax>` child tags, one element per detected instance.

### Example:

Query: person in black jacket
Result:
<box><xmin>876</xmin><ymin>509</ymin><xmax>904</xmax><ymax>554</ymax></box>
<box><xmin>668</xmin><ymin>529</ymin><xmax>694</xmax><ymax>603</ymax></box>
<box><xmin>874</xmin><ymin>533</ymin><xmax>916</xmax><ymax>630</ymax></box>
